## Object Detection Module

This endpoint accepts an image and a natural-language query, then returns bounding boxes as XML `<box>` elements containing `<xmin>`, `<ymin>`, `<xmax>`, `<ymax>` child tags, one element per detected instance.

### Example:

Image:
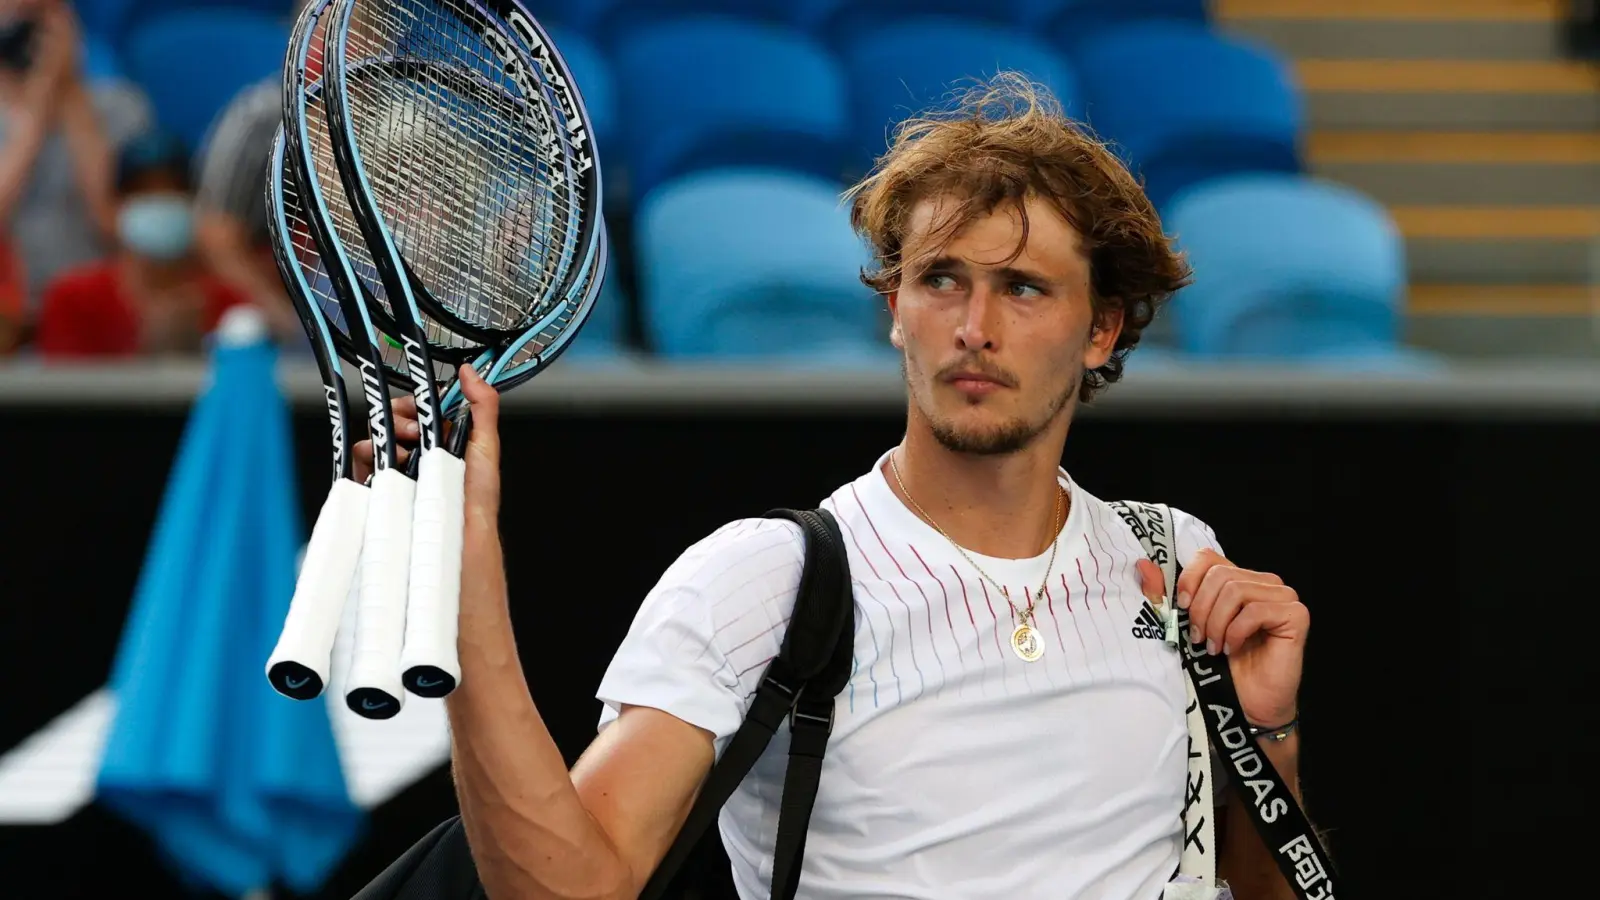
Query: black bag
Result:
<box><xmin>350</xmin><ymin>507</ymin><xmax>856</xmax><ymax>900</ymax></box>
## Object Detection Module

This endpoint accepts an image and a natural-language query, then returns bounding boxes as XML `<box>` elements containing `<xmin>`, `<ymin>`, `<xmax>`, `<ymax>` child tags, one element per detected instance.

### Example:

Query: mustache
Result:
<box><xmin>936</xmin><ymin>356</ymin><xmax>1020</xmax><ymax>389</ymax></box>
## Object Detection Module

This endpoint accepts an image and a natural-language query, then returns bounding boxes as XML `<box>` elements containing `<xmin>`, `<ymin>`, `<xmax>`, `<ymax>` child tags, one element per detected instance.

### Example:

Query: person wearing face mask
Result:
<box><xmin>33</xmin><ymin>129</ymin><xmax>247</xmax><ymax>358</ymax></box>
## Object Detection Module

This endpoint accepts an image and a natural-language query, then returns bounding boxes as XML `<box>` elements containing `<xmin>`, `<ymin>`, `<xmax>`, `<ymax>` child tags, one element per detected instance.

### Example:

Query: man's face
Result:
<box><xmin>888</xmin><ymin>193</ymin><xmax>1121</xmax><ymax>456</ymax></box>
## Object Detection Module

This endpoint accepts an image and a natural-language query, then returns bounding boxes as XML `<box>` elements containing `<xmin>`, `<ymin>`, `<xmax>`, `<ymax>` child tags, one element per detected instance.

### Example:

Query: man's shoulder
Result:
<box><xmin>1073</xmin><ymin>483</ymin><xmax>1223</xmax><ymax>559</ymax></box>
<box><xmin>652</xmin><ymin>516</ymin><xmax>808</xmax><ymax>617</ymax></box>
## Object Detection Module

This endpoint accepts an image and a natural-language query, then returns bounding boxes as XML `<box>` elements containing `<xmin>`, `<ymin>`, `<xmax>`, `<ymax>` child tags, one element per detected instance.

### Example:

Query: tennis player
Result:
<box><xmin>359</xmin><ymin>75</ymin><xmax>1314</xmax><ymax>900</ymax></box>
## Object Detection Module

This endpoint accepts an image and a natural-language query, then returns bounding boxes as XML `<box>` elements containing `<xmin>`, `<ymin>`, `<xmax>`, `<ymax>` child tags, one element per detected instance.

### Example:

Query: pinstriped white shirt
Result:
<box><xmin>597</xmin><ymin>449</ymin><xmax>1223</xmax><ymax>900</ymax></box>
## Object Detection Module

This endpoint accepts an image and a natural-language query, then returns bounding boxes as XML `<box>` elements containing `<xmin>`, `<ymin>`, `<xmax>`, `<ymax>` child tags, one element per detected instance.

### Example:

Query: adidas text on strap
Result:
<box><xmin>1110</xmin><ymin>501</ymin><xmax>1337</xmax><ymax>900</ymax></box>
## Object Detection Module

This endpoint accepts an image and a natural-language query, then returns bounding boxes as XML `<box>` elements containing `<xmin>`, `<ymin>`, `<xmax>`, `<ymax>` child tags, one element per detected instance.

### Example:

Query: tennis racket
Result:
<box><xmin>324</xmin><ymin>0</ymin><xmax>605</xmax><ymax>698</ymax></box>
<box><xmin>261</xmin><ymin>125</ymin><xmax>370</xmax><ymax>702</ymax></box>
<box><xmin>277</xmin><ymin>0</ymin><xmax>472</xmax><ymax>719</ymax></box>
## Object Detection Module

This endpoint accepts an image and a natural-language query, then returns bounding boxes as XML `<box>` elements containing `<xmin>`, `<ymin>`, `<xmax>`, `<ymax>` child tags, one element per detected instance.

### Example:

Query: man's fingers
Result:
<box><xmin>1198</xmin><ymin>580</ymin><xmax>1292</xmax><ymax>653</ymax></box>
<box><xmin>1185</xmin><ymin>562</ymin><xmax>1282</xmax><ymax>645</ymax></box>
<box><xmin>459</xmin><ymin>364</ymin><xmax>501</xmax><ymax>527</ymax></box>
<box><xmin>1220</xmin><ymin>598</ymin><xmax>1309</xmax><ymax>658</ymax></box>
<box><xmin>1175</xmin><ymin>548</ymin><xmax>1226</xmax><ymax>610</ymax></box>
<box><xmin>1135</xmin><ymin>558</ymin><xmax>1164</xmax><ymax>605</ymax></box>
<box><xmin>460</xmin><ymin>364</ymin><xmax>500</xmax><ymax>463</ymax></box>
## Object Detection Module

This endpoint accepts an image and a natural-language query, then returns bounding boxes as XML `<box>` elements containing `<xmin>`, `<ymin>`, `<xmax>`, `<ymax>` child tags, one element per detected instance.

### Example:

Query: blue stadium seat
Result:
<box><xmin>1046</xmin><ymin>0</ymin><xmax>1208</xmax><ymax>51</ymax></box>
<box><xmin>839</xmin><ymin>16</ymin><xmax>1080</xmax><ymax>171</ymax></box>
<box><xmin>1166</xmin><ymin>173</ymin><xmax>1437</xmax><ymax>369</ymax></box>
<box><xmin>572</xmin><ymin>0</ymin><xmax>802</xmax><ymax>40</ymax></box>
<box><xmin>82</xmin><ymin>31</ymin><xmax>125</xmax><ymax>84</ymax></box>
<box><xmin>1075</xmin><ymin>22</ymin><xmax>1302</xmax><ymax>211</ymax></box>
<box><xmin>801</xmin><ymin>0</ymin><xmax>1070</xmax><ymax>38</ymax></box>
<box><xmin>612</xmin><ymin>18</ymin><xmax>850</xmax><ymax>202</ymax></box>
<box><xmin>636</xmin><ymin>168</ymin><xmax>888</xmax><ymax>361</ymax></box>
<box><xmin>121</xmin><ymin>10</ymin><xmax>289</xmax><ymax>150</ymax></box>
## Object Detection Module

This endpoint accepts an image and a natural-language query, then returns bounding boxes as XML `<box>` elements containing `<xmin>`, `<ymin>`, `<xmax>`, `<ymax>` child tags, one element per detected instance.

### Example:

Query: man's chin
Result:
<box><xmin>928</xmin><ymin>412</ymin><xmax>1039</xmax><ymax>456</ymax></box>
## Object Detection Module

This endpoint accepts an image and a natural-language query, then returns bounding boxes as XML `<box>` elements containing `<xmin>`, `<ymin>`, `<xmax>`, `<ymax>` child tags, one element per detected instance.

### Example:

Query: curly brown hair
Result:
<box><xmin>844</xmin><ymin>72</ymin><xmax>1192</xmax><ymax>402</ymax></box>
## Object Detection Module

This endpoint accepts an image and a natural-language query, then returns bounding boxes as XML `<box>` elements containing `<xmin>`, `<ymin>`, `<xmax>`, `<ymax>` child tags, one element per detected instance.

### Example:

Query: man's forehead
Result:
<box><xmin>903</xmin><ymin>192</ymin><xmax>1085</xmax><ymax>274</ymax></box>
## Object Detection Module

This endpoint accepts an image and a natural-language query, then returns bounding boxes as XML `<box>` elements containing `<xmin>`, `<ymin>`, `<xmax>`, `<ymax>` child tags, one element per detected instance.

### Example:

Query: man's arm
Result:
<box><xmin>1216</xmin><ymin>732</ymin><xmax>1306</xmax><ymax>900</ymax></box>
<box><xmin>443</xmin><ymin>368</ymin><xmax>716</xmax><ymax>900</ymax></box>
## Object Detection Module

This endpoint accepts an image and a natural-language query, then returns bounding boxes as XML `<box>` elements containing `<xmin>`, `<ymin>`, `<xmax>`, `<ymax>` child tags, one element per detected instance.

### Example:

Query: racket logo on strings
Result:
<box><xmin>503</xmin><ymin>7</ymin><xmax>593</xmax><ymax>174</ymax></box>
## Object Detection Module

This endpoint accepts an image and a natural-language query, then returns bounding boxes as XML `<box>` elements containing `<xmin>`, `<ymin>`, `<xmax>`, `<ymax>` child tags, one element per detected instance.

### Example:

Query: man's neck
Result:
<box><xmin>885</xmin><ymin>424</ymin><xmax>1071</xmax><ymax>561</ymax></box>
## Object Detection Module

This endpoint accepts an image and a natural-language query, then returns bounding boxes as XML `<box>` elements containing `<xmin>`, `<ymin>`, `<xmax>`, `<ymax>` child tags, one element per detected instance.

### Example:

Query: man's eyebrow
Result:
<box><xmin>914</xmin><ymin>255</ymin><xmax>966</xmax><ymax>273</ymax></box>
<box><xmin>992</xmin><ymin>264</ymin><xmax>1055</xmax><ymax>285</ymax></box>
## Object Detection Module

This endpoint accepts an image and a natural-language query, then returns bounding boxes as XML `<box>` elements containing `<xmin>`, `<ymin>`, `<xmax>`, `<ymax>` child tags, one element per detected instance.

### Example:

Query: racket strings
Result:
<box><xmin>283</xmin><ymin>153</ymin><xmax>418</xmax><ymax>375</ymax></box>
<box><xmin>309</xmin><ymin>7</ymin><xmax>477</xmax><ymax>359</ymax></box>
<box><xmin>339</xmin><ymin>0</ymin><xmax>584</xmax><ymax>335</ymax></box>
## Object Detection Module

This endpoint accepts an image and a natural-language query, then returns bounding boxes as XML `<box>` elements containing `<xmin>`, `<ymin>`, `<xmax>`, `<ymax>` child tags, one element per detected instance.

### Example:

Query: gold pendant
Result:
<box><xmin>1011</xmin><ymin>623</ymin><xmax>1043</xmax><ymax>662</ymax></box>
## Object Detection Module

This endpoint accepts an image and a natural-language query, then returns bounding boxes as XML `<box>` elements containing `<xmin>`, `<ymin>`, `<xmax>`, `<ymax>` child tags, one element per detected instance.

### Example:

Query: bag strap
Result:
<box><xmin>640</xmin><ymin>507</ymin><xmax>855</xmax><ymax>900</ymax></box>
<box><xmin>1110</xmin><ymin>501</ymin><xmax>1338</xmax><ymax>900</ymax></box>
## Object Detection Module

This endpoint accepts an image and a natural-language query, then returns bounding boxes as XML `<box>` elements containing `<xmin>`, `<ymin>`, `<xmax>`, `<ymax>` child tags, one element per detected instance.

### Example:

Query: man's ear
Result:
<box><xmin>1085</xmin><ymin>300</ymin><xmax>1124</xmax><ymax>370</ymax></box>
<box><xmin>887</xmin><ymin>290</ymin><xmax>903</xmax><ymax>349</ymax></box>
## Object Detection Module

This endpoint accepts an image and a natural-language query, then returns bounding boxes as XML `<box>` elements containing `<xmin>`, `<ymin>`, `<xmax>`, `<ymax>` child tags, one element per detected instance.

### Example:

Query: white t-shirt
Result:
<box><xmin>596</xmin><ymin>449</ymin><xmax>1224</xmax><ymax>900</ymax></box>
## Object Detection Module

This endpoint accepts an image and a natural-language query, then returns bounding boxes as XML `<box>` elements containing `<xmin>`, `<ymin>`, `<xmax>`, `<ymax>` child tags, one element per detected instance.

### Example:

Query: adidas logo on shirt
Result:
<box><xmin>1130</xmin><ymin>601</ymin><xmax>1166</xmax><ymax>641</ymax></box>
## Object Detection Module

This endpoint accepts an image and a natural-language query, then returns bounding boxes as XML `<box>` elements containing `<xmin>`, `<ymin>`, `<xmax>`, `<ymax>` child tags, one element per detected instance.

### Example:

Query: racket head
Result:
<box><xmin>325</xmin><ymin>0</ymin><xmax>604</xmax><ymax>350</ymax></box>
<box><xmin>264</xmin><ymin>130</ymin><xmax>359</xmax><ymax>485</ymax></box>
<box><xmin>288</xmin><ymin>0</ymin><xmax>479</xmax><ymax>371</ymax></box>
<box><xmin>436</xmin><ymin>217</ymin><xmax>609</xmax><ymax>434</ymax></box>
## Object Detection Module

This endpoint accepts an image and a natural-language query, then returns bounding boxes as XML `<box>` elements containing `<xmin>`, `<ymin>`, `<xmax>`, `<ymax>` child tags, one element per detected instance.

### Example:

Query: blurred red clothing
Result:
<box><xmin>34</xmin><ymin>260</ymin><xmax>248</xmax><ymax>358</ymax></box>
<box><xmin>0</xmin><ymin>237</ymin><xmax>22</xmax><ymax>353</ymax></box>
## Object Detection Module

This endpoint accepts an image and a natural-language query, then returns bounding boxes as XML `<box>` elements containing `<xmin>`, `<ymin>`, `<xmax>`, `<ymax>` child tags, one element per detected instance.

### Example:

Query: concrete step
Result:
<box><xmin>1409</xmin><ymin>284</ymin><xmax>1594</xmax><ymax>316</ymax></box>
<box><xmin>1406</xmin><ymin>315</ymin><xmax>1597</xmax><ymax>358</ymax></box>
<box><xmin>1296</xmin><ymin>60</ymin><xmax>1599</xmax><ymax>130</ymax></box>
<box><xmin>1406</xmin><ymin>282</ymin><xmax>1595</xmax><ymax>360</ymax></box>
<box><xmin>1395</xmin><ymin>205</ymin><xmax>1598</xmax><ymax>283</ymax></box>
<box><xmin>1306</xmin><ymin>132</ymin><xmax>1600</xmax><ymax>206</ymax></box>
<box><xmin>1219</xmin><ymin>0</ymin><xmax>1566</xmax><ymax>61</ymax></box>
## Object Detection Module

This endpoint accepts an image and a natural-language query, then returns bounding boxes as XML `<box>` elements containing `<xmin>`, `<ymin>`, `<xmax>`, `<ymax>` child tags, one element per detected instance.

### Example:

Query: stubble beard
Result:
<box><xmin>904</xmin><ymin>358</ymin><xmax>1082</xmax><ymax>456</ymax></box>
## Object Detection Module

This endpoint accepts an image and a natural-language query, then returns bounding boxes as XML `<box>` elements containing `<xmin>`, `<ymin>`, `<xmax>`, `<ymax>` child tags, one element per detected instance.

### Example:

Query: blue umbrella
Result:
<box><xmin>97</xmin><ymin>310</ymin><xmax>366</xmax><ymax>896</ymax></box>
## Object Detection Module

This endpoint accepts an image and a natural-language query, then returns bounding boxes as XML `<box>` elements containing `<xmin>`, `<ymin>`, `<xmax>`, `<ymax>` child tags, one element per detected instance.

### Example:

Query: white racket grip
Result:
<box><xmin>400</xmin><ymin>447</ymin><xmax>466</xmax><ymax>694</ymax></box>
<box><xmin>265</xmin><ymin>478</ymin><xmax>369</xmax><ymax>698</ymax></box>
<box><xmin>344</xmin><ymin>466</ymin><xmax>416</xmax><ymax>717</ymax></box>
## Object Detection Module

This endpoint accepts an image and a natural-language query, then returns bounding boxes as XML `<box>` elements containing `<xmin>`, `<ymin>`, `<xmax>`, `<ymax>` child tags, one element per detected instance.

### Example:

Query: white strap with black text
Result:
<box><xmin>1111</xmin><ymin>501</ymin><xmax>1338</xmax><ymax>900</ymax></box>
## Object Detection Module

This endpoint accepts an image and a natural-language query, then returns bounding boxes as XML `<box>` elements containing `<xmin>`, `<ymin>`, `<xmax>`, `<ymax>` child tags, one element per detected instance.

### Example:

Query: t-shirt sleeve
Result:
<box><xmin>595</xmin><ymin>517</ymin><xmax>805</xmax><ymax>758</ymax></box>
<box><xmin>1170</xmin><ymin>506</ymin><xmax>1224</xmax><ymax>570</ymax></box>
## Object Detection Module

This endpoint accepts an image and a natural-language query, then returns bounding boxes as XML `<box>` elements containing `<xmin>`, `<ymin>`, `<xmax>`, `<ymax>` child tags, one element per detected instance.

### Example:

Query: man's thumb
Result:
<box><xmin>460</xmin><ymin>363</ymin><xmax>500</xmax><ymax>467</ymax></box>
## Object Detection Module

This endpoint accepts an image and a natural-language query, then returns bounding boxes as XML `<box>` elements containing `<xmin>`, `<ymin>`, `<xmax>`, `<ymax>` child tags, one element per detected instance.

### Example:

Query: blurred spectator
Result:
<box><xmin>0</xmin><ymin>233</ymin><xmax>21</xmax><ymax>352</ymax></box>
<box><xmin>193</xmin><ymin>76</ymin><xmax>301</xmax><ymax>344</ymax></box>
<box><xmin>33</xmin><ymin>129</ymin><xmax>247</xmax><ymax>358</ymax></box>
<box><xmin>0</xmin><ymin>0</ymin><xmax>150</xmax><ymax>305</ymax></box>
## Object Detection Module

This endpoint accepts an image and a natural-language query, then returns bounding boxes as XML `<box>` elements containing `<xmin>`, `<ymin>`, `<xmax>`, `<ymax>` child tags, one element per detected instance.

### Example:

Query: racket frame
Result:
<box><xmin>263</xmin><ymin>130</ymin><xmax>371</xmax><ymax>701</ymax></box>
<box><xmin>325</xmin><ymin>0</ymin><xmax>605</xmax><ymax>349</ymax></box>
<box><xmin>284</xmin><ymin>0</ymin><xmax>413</xmax><ymax>473</ymax></box>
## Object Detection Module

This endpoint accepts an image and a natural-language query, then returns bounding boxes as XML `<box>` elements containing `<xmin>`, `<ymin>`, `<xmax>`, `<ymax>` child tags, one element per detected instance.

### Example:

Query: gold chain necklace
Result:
<box><xmin>889</xmin><ymin>450</ymin><xmax>1064</xmax><ymax>662</ymax></box>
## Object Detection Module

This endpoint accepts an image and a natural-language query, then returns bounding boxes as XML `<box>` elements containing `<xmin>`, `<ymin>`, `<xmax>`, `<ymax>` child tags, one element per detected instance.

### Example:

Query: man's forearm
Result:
<box><xmin>446</xmin><ymin>524</ymin><xmax>630</xmax><ymax>900</ymax></box>
<box><xmin>1218</xmin><ymin>732</ymin><xmax>1305</xmax><ymax>900</ymax></box>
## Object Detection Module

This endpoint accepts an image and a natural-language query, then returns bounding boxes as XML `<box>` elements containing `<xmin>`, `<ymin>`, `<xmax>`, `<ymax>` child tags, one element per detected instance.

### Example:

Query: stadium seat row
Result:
<box><xmin>525</xmin><ymin>0</ymin><xmax>1208</xmax><ymax>51</ymax></box>
<box><xmin>99</xmin><ymin>7</ymin><xmax>1299</xmax><ymax>213</ymax></box>
<box><xmin>585</xmin><ymin>166</ymin><xmax>1431</xmax><ymax>370</ymax></box>
<box><xmin>84</xmin><ymin>2</ymin><xmax>1424</xmax><ymax>368</ymax></box>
